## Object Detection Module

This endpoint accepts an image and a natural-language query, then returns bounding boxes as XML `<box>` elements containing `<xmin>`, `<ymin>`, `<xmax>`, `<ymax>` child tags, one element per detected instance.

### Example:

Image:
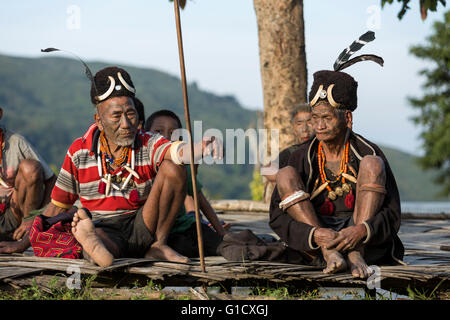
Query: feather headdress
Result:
<box><xmin>41</xmin><ymin>47</ymin><xmax>98</xmax><ymax>96</ymax></box>
<box><xmin>333</xmin><ymin>31</ymin><xmax>384</xmax><ymax>71</ymax></box>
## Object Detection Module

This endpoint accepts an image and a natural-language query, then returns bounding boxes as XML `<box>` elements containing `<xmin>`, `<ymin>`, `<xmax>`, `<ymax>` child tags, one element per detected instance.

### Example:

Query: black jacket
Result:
<box><xmin>269</xmin><ymin>131</ymin><xmax>404</xmax><ymax>265</ymax></box>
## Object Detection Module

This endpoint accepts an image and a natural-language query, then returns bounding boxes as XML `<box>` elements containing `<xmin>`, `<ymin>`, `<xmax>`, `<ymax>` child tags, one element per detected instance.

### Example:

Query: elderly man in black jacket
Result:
<box><xmin>270</xmin><ymin>68</ymin><xmax>404</xmax><ymax>279</ymax></box>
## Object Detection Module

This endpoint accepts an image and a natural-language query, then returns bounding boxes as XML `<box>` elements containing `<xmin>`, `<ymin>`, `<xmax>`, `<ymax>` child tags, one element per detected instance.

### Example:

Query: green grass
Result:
<box><xmin>1</xmin><ymin>277</ymin><xmax>446</xmax><ymax>300</ymax></box>
<box><xmin>0</xmin><ymin>275</ymin><xmax>100</xmax><ymax>300</ymax></box>
<box><xmin>406</xmin><ymin>280</ymin><xmax>445</xmax><ymax>300</ymax></box>
<box><xmin>0</xmin><ymin>276</ymin><xmax>170</xmax><ymax>300</ymax></box>
<box><xmin>250</xmin><ymin>284</ymin><xmax>321</xmax><ymax>300</ymax></box>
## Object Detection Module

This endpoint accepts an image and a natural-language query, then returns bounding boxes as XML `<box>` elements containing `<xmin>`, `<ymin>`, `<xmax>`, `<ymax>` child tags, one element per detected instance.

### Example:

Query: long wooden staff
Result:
<box><xmin>173</xmin><ymin>0</ymin><xmax>206</xmax><ymax>273</ymax></box>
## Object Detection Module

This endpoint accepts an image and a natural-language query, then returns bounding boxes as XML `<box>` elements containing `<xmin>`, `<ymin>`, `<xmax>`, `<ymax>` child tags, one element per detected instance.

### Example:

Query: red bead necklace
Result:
<box><xmin>317</xmin><ymin>141</ymin><xmax>354</xmax><ymax>215</ymax></box>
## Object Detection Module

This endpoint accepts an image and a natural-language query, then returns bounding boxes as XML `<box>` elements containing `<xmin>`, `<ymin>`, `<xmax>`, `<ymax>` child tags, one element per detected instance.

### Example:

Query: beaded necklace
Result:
<box><xmin>97</xmin><ymin>131</ymin><xmax>140</xmax><ymax>200</ymax></box>
<box><xmin>317</xmin><ymin>141</ymin><xmax>355</xmax><ymax>215</ymax></box>
<box><xmin>317</xmin><ymin>141</ymin><xmax>351</xmax><ymax>200</ymax></box>
<box><xmin>99</xmin><ymin>131</ymin><xmax>131</xmax><ymax>169</ymax></box>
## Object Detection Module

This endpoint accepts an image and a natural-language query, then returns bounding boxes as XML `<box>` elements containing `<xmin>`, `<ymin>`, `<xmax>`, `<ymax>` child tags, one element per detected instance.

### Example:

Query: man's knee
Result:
<box><xmin>276</xmin><ymin>165</ymin><xmax>305</xmax><ymax>198</ymax></box>
<box><xmin>17</xmin><ymin>159</ymin><xmax>44</xmax><ymax>185</ymax></box>
<box><xmin>359</xmin><ymin>155</ymin><xmax>385</xmax><ymax>182</ymax></box>
<box><xmin>276</xmin><ymin>166</ymin><xmax>297</xmax><ymax>187</ymax></box>
<box><xmin>158</xmin><ymin>160</ymin><xmax>187</xmax><ymax>190</ymax></box>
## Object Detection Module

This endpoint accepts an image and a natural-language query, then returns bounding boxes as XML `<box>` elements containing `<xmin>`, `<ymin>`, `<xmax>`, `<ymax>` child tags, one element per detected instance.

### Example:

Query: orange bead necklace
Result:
<box><xmin>99</xmin><ymin>131</ymin><xmax>131</xmax><ymax>175</ymax></box>
<box><xmin>317</xmin><ymin>141</ymin><xmax>351</xmax><ymax>200</ymax></box>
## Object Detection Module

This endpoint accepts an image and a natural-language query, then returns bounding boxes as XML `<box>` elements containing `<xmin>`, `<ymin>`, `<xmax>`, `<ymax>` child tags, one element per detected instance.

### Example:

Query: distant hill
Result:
<box><xmin>0</xmin><ymin>54</ymin><xmax>446</xmax><ymax>201</ymax></box>
<box><xmin>0</xmin><ymin>53</ymin><xmax>255</xmax><ymax>199</ymax></box>
<box><xmin>379</xmin><ymin>146</ymin><xmax>447</xmax><ymax>201</ymax></box>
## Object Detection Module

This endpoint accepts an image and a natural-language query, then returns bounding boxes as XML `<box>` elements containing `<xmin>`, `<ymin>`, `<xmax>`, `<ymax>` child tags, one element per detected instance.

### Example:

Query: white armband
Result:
<box><xmin>279</xmin><ymin>190</ymin><xmax>310</xmax><ymax>211</ymax></box>
<box><xmin>170</xmin><ymin>141</ymin><xmax>186</xmax><ymax>165</ymax></box>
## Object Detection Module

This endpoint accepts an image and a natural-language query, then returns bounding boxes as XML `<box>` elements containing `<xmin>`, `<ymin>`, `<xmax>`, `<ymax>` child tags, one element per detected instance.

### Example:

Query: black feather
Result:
<box><xmin>41</xmin><ymin>48</ymin><xmax>60</xmax><ymax>53</ymax></box>
<box><xmin>333</xmin><ymin>31</ymin><xmax>376</xmax><ymax>71</ymax></box>
<box><xmin>41</xmin><ymin>47</ymin><xmax>97</xmax><ymax>94</ymax></box>
<box><xmin>335</xmin><ymin>54</ymin><xmax>384</xmax><ymax>71</ymax></box>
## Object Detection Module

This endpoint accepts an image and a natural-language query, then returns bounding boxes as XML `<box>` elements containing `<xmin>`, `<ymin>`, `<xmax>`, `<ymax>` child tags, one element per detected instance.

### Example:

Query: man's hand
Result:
<box><xmin>200</xmin><ymin>136</ymin><xmax>223</xmax><ymax>161</ymax></box>
<box><xmin>177</xmin><ymin>136</ymin><xmax>223</xmax><ymax>164</ymax></box>
<box><xmin>0</xmin><ymin>238</ymin><xmax>30</xmax><ymax>254</ymax></box>
<box><xmin>313</xmin><ymin>227</ymin><xmax>339</xmax><ymax>248</ymax></box>
<box><xmin>325</xmin><ymin>224</ymin><xmax>367</xmax><ymax>252</ymax></box>
<box><xmin>12</xmin><ymin>220</ymin><xmax>33</xmax><ymax>241</ymax></box>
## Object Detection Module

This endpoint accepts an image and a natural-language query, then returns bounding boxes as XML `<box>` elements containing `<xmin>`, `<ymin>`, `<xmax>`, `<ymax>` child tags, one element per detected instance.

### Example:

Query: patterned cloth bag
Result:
<box><xmin>29</xmin><ymin>212</ymin><xmax>83</xmax><ymax>259</ymax></box>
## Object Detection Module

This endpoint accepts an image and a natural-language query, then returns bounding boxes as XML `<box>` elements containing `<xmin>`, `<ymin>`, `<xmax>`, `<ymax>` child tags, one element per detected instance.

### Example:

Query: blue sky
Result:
<box><xmin>0</xmin><ymin>0</ymin><xmax>446</xmax><ymax>155</ymax></box>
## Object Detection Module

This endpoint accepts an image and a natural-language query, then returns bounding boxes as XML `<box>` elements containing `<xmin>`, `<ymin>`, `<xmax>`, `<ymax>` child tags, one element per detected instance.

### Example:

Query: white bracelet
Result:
<box><xmin>362</xmin><ymin>221</ymin><xmax>371</xmax><ymax>244</ymax></box>
<box><xmin>308</xmin><ymin>227</ymin><xmax>320</xmax><ymax>250</ymax></box>
<box><xmin>279</xmin><ymin>190</ymin><xmax>308</xmax><ymax>209</ymax></box>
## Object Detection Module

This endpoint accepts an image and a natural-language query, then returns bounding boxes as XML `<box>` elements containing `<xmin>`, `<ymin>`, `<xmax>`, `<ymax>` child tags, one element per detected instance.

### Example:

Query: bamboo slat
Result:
<box><xmin>210</xmin><ymin>200</ymin><xmax>269</xmax><ymax>212</ymax></box>
<box><xmin>0</xmin><ymin>266</ymin><xmax>43</xmax><ymax>280</ymax></box>
<box><xmin>210</xmin><ymin>200</ymin><xmax>450</xmax><ymax>220</ymax></box>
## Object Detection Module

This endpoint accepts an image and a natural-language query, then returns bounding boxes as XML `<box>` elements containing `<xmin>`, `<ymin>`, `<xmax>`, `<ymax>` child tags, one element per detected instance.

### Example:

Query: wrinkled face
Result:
<box><xmin>95</xmin><ymin>96</ymin><xmax>138</xmax><ymax>147</ymax></box>
<box><xmin>292</xmin><ymin>111</ymin><xmax>314</xmax><ymax>142</ymax></box>
<box><xmin>149</xmin><ymin>115</ymin><xmax>180</xmax><ymax>141</ymax></box>
<box><xmin>311</xmin><ymin>103</ymin><xmax>349</xmax><ymax>143</ymax></box>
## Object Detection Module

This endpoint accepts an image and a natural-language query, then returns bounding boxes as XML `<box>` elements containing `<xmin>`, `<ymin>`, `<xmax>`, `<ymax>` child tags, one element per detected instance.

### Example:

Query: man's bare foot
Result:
<box><xmin>71</xmin><ymin>209</ymin><xmax>114</xmax><ymax>267</ymax></box>
<box><xmin>347</xmin><ymin>250</ymin><xmax>373</xmax><ymax>279</ymax></box>
<box><xmin>322</xmin><ymin>248</ymin><xmax>347</xmax><ymax>274</ymax></box>
<box><xmin>145</xmin><ymin>241</ymin><xmax>190</xmax><ymax>263</ymax></box>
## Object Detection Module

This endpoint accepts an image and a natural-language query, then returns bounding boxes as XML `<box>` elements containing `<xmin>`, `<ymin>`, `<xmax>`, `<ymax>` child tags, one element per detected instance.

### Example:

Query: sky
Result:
<box><xmin>0</xmin><ymin>0</ymin><xmax>446</xmax><ymax>155</ymax></box>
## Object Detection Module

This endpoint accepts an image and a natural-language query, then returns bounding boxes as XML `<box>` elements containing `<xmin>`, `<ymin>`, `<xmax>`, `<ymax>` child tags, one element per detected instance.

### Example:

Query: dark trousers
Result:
<box><xmin>168</xmin><ymin>223</ymin><xmax>223</xmax><ymax>258</ymax></box>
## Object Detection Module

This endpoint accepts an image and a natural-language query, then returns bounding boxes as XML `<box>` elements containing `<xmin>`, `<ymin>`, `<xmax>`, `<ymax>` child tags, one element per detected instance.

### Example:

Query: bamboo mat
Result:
<box><xmin>0</xmin><ymin>211</ymin><xmax>448</xmax><ymax>293</ymax></box>
<box><xmin>0</xmin><ymin>254</ymin><xmax>448</xmax><ymax>292</ymax></box>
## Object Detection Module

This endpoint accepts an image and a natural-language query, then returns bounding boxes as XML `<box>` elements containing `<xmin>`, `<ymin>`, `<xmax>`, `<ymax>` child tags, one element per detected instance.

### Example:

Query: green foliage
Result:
<box><xmin>381</xmin><ymin>0</ymin><xmax>446</xmax><ymax>20</ymax></box>
<box><xmin>408</xmin><ymin>10</ymin><xmax>450</xmax><ymax>196</ymax></box>
<box><xmin>406</xmin><ymin>280</ymin><xmax>444</xmax><ymax>300</ymax></box>
<box><xmin>252</xmin><ymin>286</ymin><xmax>290</xmax><ymax>299</ymax></box>
<box><xmin>197</xmin><ymin>162</ymin><xmax>254</xmax><ymax>199</ymax></box>
<box><xmin>249</xmin><ymin>169</ymin><xmax>264</xmax><ymax>201</ymax></box>
<box><xmin>17</xmin><ymin>278</ymin><xmax>44</xmax><ymax>300</ymax></box>
<box><xmin>250</xmin><ymin>284</ymin><xmax>321</xmax><ymax>300</ymax></box>
<box><xmin>0</xmin><ymin>275</ymin><xmax>99</xmax><ymax>300</ymax></box>
<box><xmin>144</xmin><ymin>279</ymin><xmax>163</xmax><ymax>292</ymax></box>
<box><xmin>380</xmin><ymin>146</ymin><xmax>448</xmax><ymax>200</ymax></box>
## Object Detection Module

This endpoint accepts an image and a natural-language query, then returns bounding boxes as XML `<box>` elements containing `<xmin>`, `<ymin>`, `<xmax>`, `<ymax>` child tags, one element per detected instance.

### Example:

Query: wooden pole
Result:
<box><xmin>173</xmin><ymin>0</ymin><xmax>206</xmax><ymax>273</ymax></box>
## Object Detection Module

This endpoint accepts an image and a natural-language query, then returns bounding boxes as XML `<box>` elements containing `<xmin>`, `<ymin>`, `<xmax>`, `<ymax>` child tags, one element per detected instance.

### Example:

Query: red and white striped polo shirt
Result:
<box><xmin>51</xmin><ymin>124</ymin><xmax>173</xmax><ymax>220</ymax></box>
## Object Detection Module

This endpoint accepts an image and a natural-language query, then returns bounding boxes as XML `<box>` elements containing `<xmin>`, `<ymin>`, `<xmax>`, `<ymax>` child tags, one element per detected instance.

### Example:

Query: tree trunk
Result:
<box><xmin>253</xmin><ymin>0</ymin><xmax>307</xmax><ymax>202</ymax></box>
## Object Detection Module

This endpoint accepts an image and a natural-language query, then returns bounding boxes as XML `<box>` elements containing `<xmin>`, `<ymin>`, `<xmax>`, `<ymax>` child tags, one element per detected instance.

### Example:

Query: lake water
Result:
<box><xmin>401</xmin><ymin>201</ymin><xmax>450</xmax><ymax>214</ymax></box>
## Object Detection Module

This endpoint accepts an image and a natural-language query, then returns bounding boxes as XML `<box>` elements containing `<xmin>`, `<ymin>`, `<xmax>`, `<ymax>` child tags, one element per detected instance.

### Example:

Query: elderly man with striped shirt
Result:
<box><xmin>2</xmin><ymin>66</ymin><xmax>221</xmax><ymax>267</ymax></box>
